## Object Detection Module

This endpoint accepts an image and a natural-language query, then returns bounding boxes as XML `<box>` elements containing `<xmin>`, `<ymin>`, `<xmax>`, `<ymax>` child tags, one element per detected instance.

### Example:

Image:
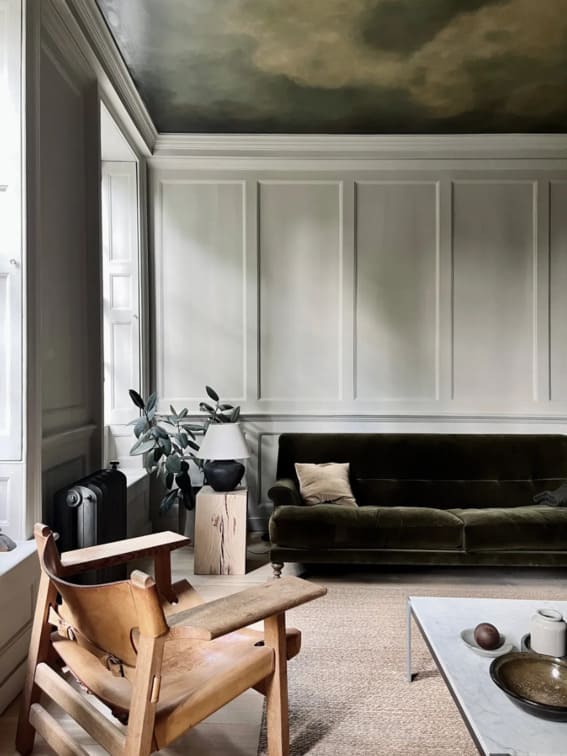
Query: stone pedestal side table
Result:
<box><xmin>194</xmin><ymin>486</ymin><xmax>247</xmax><ymax>575</ymax></box>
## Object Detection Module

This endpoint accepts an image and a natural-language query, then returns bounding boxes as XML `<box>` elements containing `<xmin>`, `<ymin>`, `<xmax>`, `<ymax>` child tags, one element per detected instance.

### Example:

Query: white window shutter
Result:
<box><xmin>0</xmin><ymin>0</ymin><xmax>24</xmax><ymax>538</ymax></box>
<box><xmin>101</xmin><ymin>162</ymin><xmax>141</xmax><ymax>425</ymax></box>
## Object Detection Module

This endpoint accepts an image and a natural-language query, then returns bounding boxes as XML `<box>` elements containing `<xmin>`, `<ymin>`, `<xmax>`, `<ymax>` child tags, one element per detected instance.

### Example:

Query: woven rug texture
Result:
<box><xmin>257</xmin><ymin>572</ymin><xmax>564</xmax><ymax>756</ymax></box>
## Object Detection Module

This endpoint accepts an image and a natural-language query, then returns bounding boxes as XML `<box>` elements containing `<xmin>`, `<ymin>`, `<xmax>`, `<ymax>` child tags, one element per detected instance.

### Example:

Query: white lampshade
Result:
<box><xmin>195</xmin><ymin>423</ymin><xmax>249</xmax><ymax>460</ymax></box>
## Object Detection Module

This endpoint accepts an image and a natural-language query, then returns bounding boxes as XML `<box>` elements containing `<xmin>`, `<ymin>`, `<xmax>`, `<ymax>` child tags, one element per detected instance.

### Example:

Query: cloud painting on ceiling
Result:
<box><xmin>96</xmin><ymin>0</ymin><xmax>567</xmax><ymax>134</ymax></box>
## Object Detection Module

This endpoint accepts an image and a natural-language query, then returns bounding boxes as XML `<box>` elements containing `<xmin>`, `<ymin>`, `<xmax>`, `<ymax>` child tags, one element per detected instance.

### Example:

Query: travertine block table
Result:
<box><xmin>194</xmin><ymin>486</ymin><xmax>247</xmax><ymax>575</ymax></box>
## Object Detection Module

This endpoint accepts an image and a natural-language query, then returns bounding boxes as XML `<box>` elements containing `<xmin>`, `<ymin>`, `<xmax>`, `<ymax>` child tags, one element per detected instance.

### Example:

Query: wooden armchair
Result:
<box><xmin>16</xmin><ymin>524</ymin><xmax>326</xmax><ymax>755</ymax></box>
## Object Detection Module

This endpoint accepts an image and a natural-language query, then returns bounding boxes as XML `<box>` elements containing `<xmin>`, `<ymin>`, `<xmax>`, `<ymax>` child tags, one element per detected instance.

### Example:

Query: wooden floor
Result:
<box><xmin>1</xmin><ymin>539</ymin><xmax>565</xmax><ymax>755</ymax></box>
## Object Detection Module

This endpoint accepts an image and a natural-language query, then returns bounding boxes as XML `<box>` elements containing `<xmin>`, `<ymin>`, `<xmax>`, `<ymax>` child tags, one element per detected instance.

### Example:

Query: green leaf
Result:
<box><xmin>130</xmin><ymin>438</ymin><xmax>157</xmax><ymax>456</ymax></box>
<box><xmin>129</xmin><ymin>389</ymin><xmax>145</xmax><ymax>409</ymax></box>
<box><xmin>146</xmin><ymin>392</ymin><xmax>158</xmax><ymax>412</ymax></box>
<box><xmin>159</xmin><ymin>437</ymin><xmax>172</xmax><ymax>455</ymax></box>
<box><xmin>179</xmin><ymin>421</ymin><xmax>203</xmax><ymax>432</ymax></box>
<box><xmin>199</xmin><ymin>402</ymin><xmax>215</xmax><ymax>414</ymax></box>
<box><xmin>186</xmin><ymin>439</ymin><xmax>200</xmax><ymax>451</ymax></box>
<box><xmin>170</xmin><ymin>404</ymin><xmax>177</xmax><ymax>417</ymax></box>
<box><xmin>142</xmin><ymin>451</ymin><xmax>158</xmax><ymax>473</ymax></box>
<box><xmin>175</xmin><ymin>471</ymin><xmax>192</xmax><ymax>493</ymax></box>
<box><xmin>160</xmin><ymin>420</ymin><xmax>177</xmax><ymax>432</ymax></box>
<box><xmin>153</xmin><ymin>447</ymin><xmax>163</xmax><ymax>462</ymax></box>
<box><xmin>133</xmin><ymin>417</ymin><xmax>148</xmax><ymax>438</ymax></box>
<box><xmin>165</xmin><ymin>472</ymin><xmax>174</xmax><ymax>490</ymax></box>
<box><xmin>219</xmin><ymin>403</ymin><xmax>234</xmax><ymax>411</ymax></box>
<box><xmin>160</xmin><ymin>489</ymin><xmax>178</xmax><ymax>514</ymax></box>
<box><xmin>180</xmin><ymin>408</ymin><xmax>189</xmax><ymax>418</ymax></box>
<box><xmin>230</xmin><ymin>406</ymin><xmax>241</xmax><ymax>422</ymax></box>
<box><xmin>166</xmin><ymin>455</ymin><xmax>182</xmax><ymax>474</ymax></box>
<box><xmin>205</xmin><ymin>385</ymin><xmax>220</xmax><ymax>402</ymax></box>
<box><xmin>154</xmin><ymin>425</ymin><xmax>170</xmax><ymax>439</ymax></box>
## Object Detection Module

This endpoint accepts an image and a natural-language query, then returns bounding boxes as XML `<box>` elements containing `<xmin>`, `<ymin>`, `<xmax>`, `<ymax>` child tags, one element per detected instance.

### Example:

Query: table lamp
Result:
<box><xmin>196</xmin><ymin>423</ymin><xmax>249</xmax><ymax>492</ymax></box>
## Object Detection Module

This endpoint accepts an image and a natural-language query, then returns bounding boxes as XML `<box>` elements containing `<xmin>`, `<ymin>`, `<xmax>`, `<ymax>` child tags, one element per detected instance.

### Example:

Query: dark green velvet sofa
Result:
<box><xmin>268</xmin><ymin>433</ymin><xmax>567</xmax><ymax>575</ymax></box>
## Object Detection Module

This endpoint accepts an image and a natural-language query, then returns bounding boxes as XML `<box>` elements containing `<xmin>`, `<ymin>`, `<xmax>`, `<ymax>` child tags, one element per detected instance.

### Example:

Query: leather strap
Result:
<box><xmin>48</xmin><ymin>606</ymin><xmax>135</xmax><ymax>681</ymax></box>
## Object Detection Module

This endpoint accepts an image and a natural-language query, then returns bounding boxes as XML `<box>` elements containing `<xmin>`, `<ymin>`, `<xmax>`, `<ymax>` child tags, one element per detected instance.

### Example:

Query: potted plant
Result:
<box><xmin>128</xmin><ymin>386</ymin><xmax>240</xmax><ymax>514</ymax></box>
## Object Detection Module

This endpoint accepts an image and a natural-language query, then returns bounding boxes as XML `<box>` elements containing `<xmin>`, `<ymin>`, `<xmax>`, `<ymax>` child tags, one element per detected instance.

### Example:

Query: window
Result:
<box><xmin>100</xmin><ymin>103</ymin><xmax>143</xmax><ymax>437</ymax></box>
<box><xmin>0</xmin><ymin>0</ymin><xmax>24</xmax><ymax>539</ymax></box>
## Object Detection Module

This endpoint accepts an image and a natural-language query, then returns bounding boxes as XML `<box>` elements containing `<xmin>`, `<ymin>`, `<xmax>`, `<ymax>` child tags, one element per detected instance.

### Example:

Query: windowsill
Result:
<box><xmin>122</xmin><ymin>467</ymin><xmax>149</xmax><ymax>487</ymax></box>
<box><xmin>0</xmin><ymin>539</ymin><xmax>37</xmax><ymax>578</ymax></box>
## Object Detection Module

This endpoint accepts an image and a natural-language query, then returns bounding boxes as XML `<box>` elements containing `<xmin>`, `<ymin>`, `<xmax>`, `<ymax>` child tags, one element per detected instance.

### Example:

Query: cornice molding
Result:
<box><xmin>153</xmin><ymin>133</ymin><xmax>567</xmax><ymax>160</ymax></box>
<box><xmin>64</xmin><ymin>0</ymin><xmax>157</xmax><ymax>154</ymax></box>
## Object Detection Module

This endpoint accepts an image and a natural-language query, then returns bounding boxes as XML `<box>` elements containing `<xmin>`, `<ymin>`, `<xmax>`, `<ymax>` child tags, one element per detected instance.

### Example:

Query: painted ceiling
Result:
<box><xmin>95</xmin><ymin>0</ymin><xmax>567</xmax><ymax>134</ymax></box>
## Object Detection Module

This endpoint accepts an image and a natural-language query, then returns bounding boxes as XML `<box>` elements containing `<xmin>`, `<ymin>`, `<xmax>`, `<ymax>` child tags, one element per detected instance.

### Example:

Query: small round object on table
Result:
<box><xmin>474</xmin><ymin>622</ymin><xmax>502</xmax><ymax>650</ymax></box>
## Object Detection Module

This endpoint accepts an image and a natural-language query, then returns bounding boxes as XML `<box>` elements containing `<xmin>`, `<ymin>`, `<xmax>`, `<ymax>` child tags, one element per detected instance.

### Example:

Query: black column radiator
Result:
<box><xmin>52</xmin><ymin>467</ymin><xmax>127</xmax><ymax>583</ymax></box>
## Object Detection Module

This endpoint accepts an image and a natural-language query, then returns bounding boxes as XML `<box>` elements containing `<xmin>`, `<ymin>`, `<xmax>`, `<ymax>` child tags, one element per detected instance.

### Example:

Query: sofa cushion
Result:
<box><xmin>451</xmin><ymin>505</ymin><xmax>567</xmax><ymax>552</ymax></box>
<box><xmin>354</xmin><ymin>478</ymin><xmax>566</xmax><ymax>510</ymax></box>
<box><xmin>269</xmin><ymin>505</ymin><xmax>463</xmax><ymax>550</ymax></box>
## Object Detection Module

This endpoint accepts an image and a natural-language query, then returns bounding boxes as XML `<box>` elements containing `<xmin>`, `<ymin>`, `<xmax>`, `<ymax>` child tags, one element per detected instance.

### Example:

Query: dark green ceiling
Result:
<box><xmin>95</xmin><ymin>0</ymin><xmax>567</xmax><ymax>134</ymax></box>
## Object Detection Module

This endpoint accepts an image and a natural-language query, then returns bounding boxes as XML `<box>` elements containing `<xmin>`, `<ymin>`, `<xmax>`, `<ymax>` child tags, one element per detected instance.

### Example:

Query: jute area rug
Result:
<box><xmin>257</xmin><ymin>569</ymin><xmax>565</xmax><ymax>756</ymax></box>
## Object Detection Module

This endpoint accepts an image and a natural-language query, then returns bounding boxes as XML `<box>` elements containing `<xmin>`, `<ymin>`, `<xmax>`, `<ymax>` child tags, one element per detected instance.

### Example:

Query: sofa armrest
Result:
<box><xmin>268</xmin><ymin>478</ymin><xmax>303</xmax><ymax>508</ymax></box>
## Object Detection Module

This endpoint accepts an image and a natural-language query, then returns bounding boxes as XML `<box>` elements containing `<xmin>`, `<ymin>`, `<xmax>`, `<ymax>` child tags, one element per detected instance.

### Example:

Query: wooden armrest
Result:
<box><xmin>60</xmin><ymin>532</ymin><xmax>190</xmax><ymax>575</ymax></box>
<box><xmin>168</xmin><ymin>576</ymin><xmax>326</xmax><ymax>640</ymax></box>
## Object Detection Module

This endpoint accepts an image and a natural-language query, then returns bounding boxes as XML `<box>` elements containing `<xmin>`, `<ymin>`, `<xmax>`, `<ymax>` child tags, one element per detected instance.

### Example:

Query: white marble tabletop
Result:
<box><xmin>409</xmin><ymin>596</ymin><xmax>567</xmax><ymax>756</ymax></box>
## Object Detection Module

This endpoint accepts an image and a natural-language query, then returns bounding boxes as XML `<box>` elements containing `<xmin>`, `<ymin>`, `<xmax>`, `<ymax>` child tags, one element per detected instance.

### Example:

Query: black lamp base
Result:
<box><xmin>204</xmin><ymin>460</ymin><xmax>245</xmax><ymax>492</ymax></box>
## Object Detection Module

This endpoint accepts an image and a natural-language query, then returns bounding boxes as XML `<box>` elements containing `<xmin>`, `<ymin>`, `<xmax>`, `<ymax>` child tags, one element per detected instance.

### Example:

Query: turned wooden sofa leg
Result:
<box><xmin>272</xmin><ymin>562</ymin><xmax>283</xmax><ymax>579</ymax></box>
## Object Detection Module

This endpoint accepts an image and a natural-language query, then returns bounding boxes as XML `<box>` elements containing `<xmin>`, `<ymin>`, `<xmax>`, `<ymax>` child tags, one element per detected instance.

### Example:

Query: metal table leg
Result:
<box><xmin>406</xmin><ymin>597</ymin><xmax>413</xmax><ymax>682</ymax></box>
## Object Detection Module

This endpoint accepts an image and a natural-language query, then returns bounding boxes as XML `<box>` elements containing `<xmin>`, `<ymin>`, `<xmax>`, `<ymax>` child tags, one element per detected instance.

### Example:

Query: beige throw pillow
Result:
<box><xmin>295</xmin><ymin>462</ymin><xmax>358</xmax><ymax>508</ymax></box>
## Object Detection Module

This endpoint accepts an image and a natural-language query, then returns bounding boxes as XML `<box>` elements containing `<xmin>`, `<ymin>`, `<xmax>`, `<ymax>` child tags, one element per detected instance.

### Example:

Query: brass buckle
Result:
<box><xmin>105</xmin><ymin>655</ymin><xmax>125</xmax><ymax>678</ymax></box>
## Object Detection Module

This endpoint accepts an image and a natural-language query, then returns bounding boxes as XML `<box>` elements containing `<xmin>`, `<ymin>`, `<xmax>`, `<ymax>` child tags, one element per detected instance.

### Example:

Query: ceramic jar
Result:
<box><xmin>530</xmin><ymin>608</ymin><xmax>567</xmax><ymax>657</ymax></box>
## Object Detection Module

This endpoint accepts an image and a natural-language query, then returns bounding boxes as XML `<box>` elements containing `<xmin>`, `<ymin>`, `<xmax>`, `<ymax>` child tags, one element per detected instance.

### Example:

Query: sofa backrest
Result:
<box><xmin>276</xmin><ymin>433</ymin><xmax>567</xmax><ymax>509</ymax></box>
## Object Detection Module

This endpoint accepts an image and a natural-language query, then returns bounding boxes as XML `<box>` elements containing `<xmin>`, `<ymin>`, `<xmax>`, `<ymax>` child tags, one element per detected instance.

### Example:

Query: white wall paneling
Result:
<box><xmin>550</xmin><ymin>181</ymin><xmax>567</xmax><ymax>402</ymax></box>
<box><xmin>24</xmin><ymin>0</ymin><xmax>103</xmax><ymax>527</ymax></box>
<box><xmin>39</xmin><ymin>41</ymin><xmax>91</xmax><ymax>434</ymax></box>
<box><xmin>102</xmin><ymin>161</ymin><xmax>141</xmax><ymax>424</ymax></box>
<box><xmin>258</xmin><ymin>181</ymin><xmax>343</xmax><ymax>402</ymax></box>
<box><xmin>155</xmin><ymin>179</ymin><xmax>246</xmax><ymax>402</ymax></box>
<box><xmin>452</xmin><ymin>180</ymin><xmax>537</xmax><ymax>405</ymax></box>
<box><xmin>151</xmin><ymin>165</ymin><xmax>567</xmax><ymax>417</ymax></box>
<box><xmin>0</xmin><ymin>541</ymin><xmax>38</xmax><ymax>714</ymax></box>
<box><xmin>355</xmin><ymin>181</ymin><xmax>439</xmax><ymax>401</ymax></box>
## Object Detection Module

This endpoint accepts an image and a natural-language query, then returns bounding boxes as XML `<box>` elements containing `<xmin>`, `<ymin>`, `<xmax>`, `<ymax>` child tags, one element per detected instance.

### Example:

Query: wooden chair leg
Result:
<box><xmin>264</xmin><ymin>613</ymin><xmax>289</xmax><ymax>756</ymax></box>
<box><xmin>16</xmin><ymin>571</ymin><xmax>57</xmax><ymax>755</ymax></box>
<box><xmin>124</xmin><ymin>634</ymin><xmax>165</xmax><ymax>756</ymax></box>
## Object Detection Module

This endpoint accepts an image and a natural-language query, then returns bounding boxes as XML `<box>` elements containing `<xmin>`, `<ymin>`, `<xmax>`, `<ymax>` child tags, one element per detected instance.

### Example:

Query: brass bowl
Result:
<box><xmin>490</xmin><ymin>652</ymin><xmax>567</xmax><ymax>721</ymax></box>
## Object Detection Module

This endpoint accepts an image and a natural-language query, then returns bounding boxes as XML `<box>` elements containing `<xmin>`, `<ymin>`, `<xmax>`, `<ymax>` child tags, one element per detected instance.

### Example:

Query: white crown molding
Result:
<box><xmin>152</xmin><ymin>133</ymin><xmax>567</xmax><ymax>160</ymax></box>
<box><xmin>63</xmin><ymin>0</ymin><xmax>157</xmax><ymax>155</ymax></box>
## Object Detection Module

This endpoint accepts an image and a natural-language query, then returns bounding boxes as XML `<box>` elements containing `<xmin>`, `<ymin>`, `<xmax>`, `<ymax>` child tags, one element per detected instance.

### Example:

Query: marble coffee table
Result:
<box><xmin>407</xmin><ymin>596</ymin><xmax>567</xmax><ymax>756</ymax></box>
